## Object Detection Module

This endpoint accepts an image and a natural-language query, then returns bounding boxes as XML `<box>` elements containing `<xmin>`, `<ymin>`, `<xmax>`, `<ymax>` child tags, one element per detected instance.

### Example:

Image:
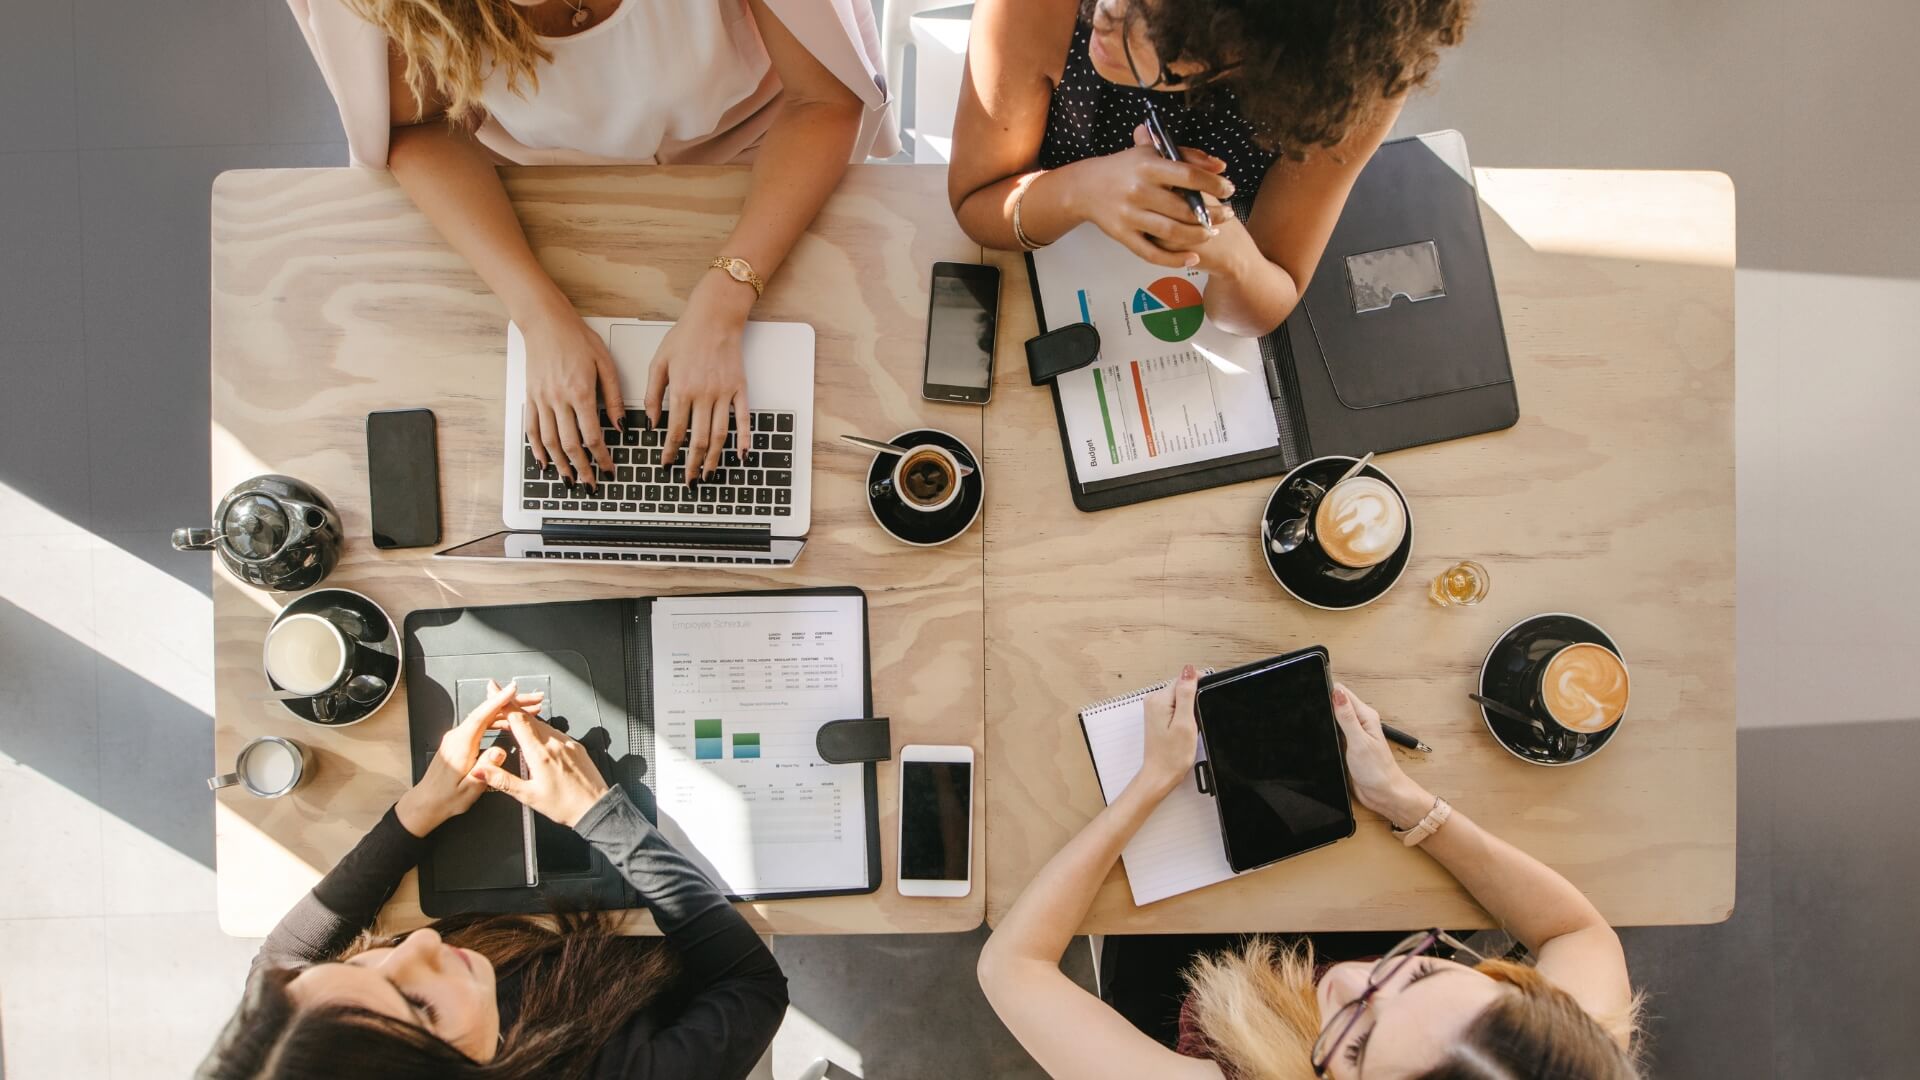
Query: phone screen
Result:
<box><xmin>923</xmin><ymin>263</ymin><xmax>1000</xmax><ymax>401</ymax></box>
<box><xmin>366</xmin><ymin>408</ymin><xmax>440</xmax><ymax>549</ymax></box>
<box><xmin>1197</xmin><ymin>653</ymin><xmax>1355</xmax><ymax>872</ymax></box>
<box><xmin>899</xmin><ymin>759</ymin><xmax>972</xmax><ymax>881</ymax></box>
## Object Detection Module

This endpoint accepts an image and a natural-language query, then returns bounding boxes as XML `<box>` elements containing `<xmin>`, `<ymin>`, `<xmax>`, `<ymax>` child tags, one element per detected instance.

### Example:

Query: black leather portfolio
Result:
<box><xmin>1026</xmin><ymin>129</ymin><xmax>1519</xmax><ymax>511</ymax></box>
<box><xmin>404</xmin><ymin>586</ymin><xmax>884</xmax><ymax>916</ymax></box>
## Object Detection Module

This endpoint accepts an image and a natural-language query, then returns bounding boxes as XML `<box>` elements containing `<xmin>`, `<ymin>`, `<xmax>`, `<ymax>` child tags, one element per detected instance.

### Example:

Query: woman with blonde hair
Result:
<box><xmin>979</xmin><ymin>667</ymin><xmax>1641</xmax><ymax>1079</ymax></box>
<box><xmin>285</xmin><ymin>0</ymin><xmax>891</xmax><ymax>484</ymax></box>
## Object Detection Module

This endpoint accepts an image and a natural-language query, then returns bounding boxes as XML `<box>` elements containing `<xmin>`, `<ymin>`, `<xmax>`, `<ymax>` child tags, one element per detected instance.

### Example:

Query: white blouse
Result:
<box><xmin>478</xmin><ymin>0</ymin><xmax>781</xmax><ymax>165</ymax></box>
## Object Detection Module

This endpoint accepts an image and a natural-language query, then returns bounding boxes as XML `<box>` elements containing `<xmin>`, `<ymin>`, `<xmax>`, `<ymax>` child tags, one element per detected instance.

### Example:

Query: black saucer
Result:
<box><xmin>1260</xmin><ymin>456</ymin><xmax>1413</xmax><ymax>610</ymax></box>
<box><xmin>266</xmin><ymin>588</ymin><xmax>402</xmax><ymax>727</ymax></box>
<box><xmin>866</xmin><ymin>429</ymin><xmax>984</xmax><ymax>547</ymax></box>
<box><xmin>1478</xmin><ymin>613</ymin><xmax>1624</xmax><ymax>766</ymax></box>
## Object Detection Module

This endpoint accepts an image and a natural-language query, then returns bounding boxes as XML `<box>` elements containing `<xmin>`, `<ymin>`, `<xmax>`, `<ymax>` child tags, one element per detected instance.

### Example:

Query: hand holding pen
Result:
<box><xmin>1067</xmin><ymin>132</ymin><xmax>1235</xmax><ymax>269</ymax></box>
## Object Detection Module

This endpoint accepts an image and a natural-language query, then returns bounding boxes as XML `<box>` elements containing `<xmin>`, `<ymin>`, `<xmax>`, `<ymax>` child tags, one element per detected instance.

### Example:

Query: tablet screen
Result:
<box><xmin>1197</xmin><ymin>652</ymin><xmax>1355</xmax><ymax>872</ymax></box>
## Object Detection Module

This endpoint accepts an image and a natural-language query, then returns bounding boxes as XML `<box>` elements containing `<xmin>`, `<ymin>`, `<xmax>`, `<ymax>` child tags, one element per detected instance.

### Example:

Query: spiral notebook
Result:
<box><xmin>1077</xmin><ymin>673</ymin><xmax>1237</xmax><ymax>905</ymax></box>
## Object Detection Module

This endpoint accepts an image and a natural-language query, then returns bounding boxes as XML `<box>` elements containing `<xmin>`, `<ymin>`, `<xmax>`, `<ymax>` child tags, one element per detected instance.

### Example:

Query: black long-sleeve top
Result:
<box><xmin>251</xmin><ymin>788</ymin><xmax>787</xmax><ymax>1079</ymax></box>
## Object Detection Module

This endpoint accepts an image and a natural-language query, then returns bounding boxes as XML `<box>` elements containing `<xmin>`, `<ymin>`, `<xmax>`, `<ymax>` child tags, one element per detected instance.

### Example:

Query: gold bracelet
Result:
<box><xmin>1012</xmin><ymin>175</ymin><xmax>1047</xmax><ymax>252</ymax></box>
<box><xmin>709</xmin><ymin>255</ymin><xmax>765</xmax><ymax>298</ymax></box>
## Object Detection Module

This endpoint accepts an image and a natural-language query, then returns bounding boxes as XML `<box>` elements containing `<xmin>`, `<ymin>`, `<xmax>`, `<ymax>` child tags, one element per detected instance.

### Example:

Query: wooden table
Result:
<box><xmin>209</xmin><ymin>165</ymin><xmax>986</xmax><ymax>937</ymax></box>
<box><xmin>982</xmin><ymin>170</ymin><xmax>1737</xmax><ymax>932</ymax></box>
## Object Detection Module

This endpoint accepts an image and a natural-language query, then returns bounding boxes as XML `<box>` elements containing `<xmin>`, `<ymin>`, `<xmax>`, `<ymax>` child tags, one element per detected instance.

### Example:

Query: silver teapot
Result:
<box><xmin>172</xmin><ymin>475</ymin><xmax>343</xmax><ymax>592</ymax></box>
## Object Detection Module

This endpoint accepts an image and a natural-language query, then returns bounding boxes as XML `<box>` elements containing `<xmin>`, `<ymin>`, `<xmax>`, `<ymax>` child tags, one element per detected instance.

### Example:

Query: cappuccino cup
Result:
<box><xmin>207</xmin><ymin>736</ymin><xmax>308</xmax><ymax>798</ymax></box>
<box><xmin>1313</xmin><ymin>474</ymin><xmax>1408</xmax><ymax>569</ymax></box>
<box><xmin>886</xmin><ymin>444</ymin><xmax>963</xmax><ymax>515</ymax></box>
<box><xmin>1537</xmin><ymin>642</ymin><xmax>1630</xmax><ymax>734</ymax></box>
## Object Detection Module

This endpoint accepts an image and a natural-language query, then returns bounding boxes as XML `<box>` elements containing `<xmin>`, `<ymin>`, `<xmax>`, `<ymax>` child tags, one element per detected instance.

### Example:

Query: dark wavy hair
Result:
<box><xmin>197</xmin><ymin>912</ymin><xmax>680</xmax><ymax>1080</ymax></box>
<box><xmin>1100</xmin><ymin>0</ymin><xmax>1475</xmax><ymax>154</ymax></box>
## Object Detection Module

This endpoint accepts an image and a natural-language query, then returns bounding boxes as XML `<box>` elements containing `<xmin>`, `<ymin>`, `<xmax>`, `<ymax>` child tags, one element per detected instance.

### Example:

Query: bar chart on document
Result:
<box><xmin>1031</xmin><ymin>224</ymin><xmax>1281</xmax><ymax>485</ymax></box>
<box><xmin>651</xmin><ymin>594</ymin><xmax>869</xmax><ymax>895</ymax></box>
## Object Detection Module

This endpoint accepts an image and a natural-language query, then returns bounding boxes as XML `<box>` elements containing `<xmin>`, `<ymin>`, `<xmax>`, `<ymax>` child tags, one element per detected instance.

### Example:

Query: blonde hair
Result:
<box><xmin>344</xmin><ymin>0</ymin><xmax>551</xmax><ymax>124</ymax></box>
<box><xmin>1181</xmin><ymin>938</ymin><xmax>1643</xmax><ymax>1080</ymax></box>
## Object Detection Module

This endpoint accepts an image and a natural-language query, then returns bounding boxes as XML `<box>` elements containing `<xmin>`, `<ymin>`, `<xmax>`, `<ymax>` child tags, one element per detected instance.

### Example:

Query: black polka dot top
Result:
<box><xmin>1038</xmin><ymin>18</ymin><xmax>1279</xmax><ymax>199</ymax></box>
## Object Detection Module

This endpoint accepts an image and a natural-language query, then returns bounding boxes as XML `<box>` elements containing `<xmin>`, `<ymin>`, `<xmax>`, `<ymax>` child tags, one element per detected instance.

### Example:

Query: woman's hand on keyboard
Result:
<box><xmin>522</xmin><ymin>304</ymin><xmax>625</xmax><ymax>487</ymax></box>
<box><xmin>648</xmin><ymin>278</ymin><xmax>753</xmax><ymax>481</ymax></box>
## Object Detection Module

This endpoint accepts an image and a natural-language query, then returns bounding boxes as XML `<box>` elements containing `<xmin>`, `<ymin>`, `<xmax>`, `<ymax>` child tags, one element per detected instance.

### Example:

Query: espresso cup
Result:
<box><xmin>1536</xmin><ymin>642</ymin><xmax>1631</xmax><ymax>734</ymax></box>
<box><xmin>207</xmin><ymin>736</ymin><xmax>308</xmax><ymax>798</ymax></box>
<box><xmin>263</xmin><ymin>610</ymin><xmax>387</xmax><ymax>720</ymax></box>
<box><xmin>885</xmin><ymin>444</ymin><xmax>963</xmax><ymax>515</ymax></box>
<box><xmin>1312</xmin><ymin>474</ymin><xmax>1409</xmax><ymax>569</ymax></box>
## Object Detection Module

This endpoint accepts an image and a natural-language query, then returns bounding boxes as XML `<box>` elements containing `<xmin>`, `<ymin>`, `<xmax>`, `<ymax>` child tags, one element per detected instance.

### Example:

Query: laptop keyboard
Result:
<box><xmin>520</xmin><ymin>408</ymin><xmax>797</xmax><ymax>520</ymax></box>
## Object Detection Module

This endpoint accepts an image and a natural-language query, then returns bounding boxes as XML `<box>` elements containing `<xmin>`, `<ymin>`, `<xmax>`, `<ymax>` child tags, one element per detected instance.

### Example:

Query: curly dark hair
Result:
<box><xmin>1107</xmin><ymin>0</ymin><xmax>1475</xmax><ymax>153</ymax></box>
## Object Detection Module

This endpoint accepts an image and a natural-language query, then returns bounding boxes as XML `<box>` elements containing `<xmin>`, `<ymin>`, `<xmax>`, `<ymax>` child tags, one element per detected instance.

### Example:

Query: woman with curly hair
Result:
<box><xmin>978</xmin><ymin>668</ymin><xmax>1642</xmax><ymax>1079</ymax></box>
<box><xmin>950</xmin><ymin>0</ymin><xmax>1472</xmax><ymax>337</ymax></box>
<box><xmin>197</xmin><ymin>680</ymin><xmax>786</xmax><ymax>1080</ymax></box>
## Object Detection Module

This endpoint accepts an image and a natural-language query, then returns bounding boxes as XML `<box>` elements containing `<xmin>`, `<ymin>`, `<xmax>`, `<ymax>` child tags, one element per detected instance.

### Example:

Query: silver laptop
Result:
<box><xmin>437</xmin><ymin>317</ymin><xmax>815</xmax><ymax>567</ymax></box>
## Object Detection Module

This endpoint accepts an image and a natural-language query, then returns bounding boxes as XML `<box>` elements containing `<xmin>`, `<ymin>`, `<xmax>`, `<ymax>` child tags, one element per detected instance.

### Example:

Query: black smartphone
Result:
<box><xmin>365</xmin><ymin>408</ymin><xmax>440</xmax><ymax>549</ymax></box>
<box><xmin>922</xmin><ymin>261</ymin><xmax>1001</xmax><ymax>405</ymax></box>
<box><xmin>1194</xmin><ymin>648</ymin><xmax>1357</xmax><ymax>874</ymax></box>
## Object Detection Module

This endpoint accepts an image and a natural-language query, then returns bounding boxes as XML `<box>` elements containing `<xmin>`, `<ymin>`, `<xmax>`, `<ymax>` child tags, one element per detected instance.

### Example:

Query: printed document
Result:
<box><xmin>1031</xmin><ymin>224</ymin><xmax>1280</xmax><ymax>484</ymax></box>
<box><xmin>651</xmin><ymin>594</ymin><xmax>868</xmax><ymax>896</ymax></box>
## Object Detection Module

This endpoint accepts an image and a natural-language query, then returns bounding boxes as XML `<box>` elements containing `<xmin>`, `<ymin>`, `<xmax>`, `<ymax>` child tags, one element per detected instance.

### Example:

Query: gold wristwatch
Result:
<box><xmin>709</xmin><ymin>255</ymin><xmax>765</xmax><ymax>298</ymax></box>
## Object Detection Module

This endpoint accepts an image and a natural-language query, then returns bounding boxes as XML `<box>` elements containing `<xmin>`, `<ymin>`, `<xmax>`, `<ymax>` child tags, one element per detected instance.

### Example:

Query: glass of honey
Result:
<box><xmin>1429</xmin><ymin>560</ymin><xmax>1490</xmax><ymax>607</ymax></box>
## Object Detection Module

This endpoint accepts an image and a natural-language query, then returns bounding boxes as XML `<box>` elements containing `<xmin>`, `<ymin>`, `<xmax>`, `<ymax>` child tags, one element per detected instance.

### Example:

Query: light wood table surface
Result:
<box><xmin>982</xmin><ymin>169</ymin><xmax>1736</xmax><ymax>932</ymax></box>
<box><xmin>209</xmin><ymin>165</ymin><xmax>985</xmax><ymax>938</ymax></box>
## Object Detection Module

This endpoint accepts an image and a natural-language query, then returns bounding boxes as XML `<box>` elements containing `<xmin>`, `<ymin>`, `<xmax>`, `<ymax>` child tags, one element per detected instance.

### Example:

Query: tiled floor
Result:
<box><xmin>2</xmin><ymin>1</ymin><xmax>1916</xmax><ymax>1076</ymax></box>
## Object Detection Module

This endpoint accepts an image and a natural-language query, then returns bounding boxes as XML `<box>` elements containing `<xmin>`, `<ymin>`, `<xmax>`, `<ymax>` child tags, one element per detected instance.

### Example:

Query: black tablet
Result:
<box><xmin>1194</xmin><ymin>648</ymin><xmax>1356</xmax><ymax>873</ymax></box>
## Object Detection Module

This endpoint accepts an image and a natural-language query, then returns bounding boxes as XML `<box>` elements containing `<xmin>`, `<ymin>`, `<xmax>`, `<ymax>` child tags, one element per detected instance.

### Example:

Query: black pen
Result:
<box><xmin>1141</xmin><ymin>103</ymin><xmax>1214</xmax><ymax>233</ymax></box>
<box><xmin>1381</xmin><ymin>723</ymin><xmax>1432</xmax><ymax>754</ymax></box>
<box><xmin>1122</xmin><ymin>36</ymin><xmax>1214</xmax><ymax>234</ymax></box>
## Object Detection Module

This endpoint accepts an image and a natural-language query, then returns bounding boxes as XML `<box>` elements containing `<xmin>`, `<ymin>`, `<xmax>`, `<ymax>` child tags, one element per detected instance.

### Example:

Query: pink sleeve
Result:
<box><xmin>283</xmin><ymin>0</ymin><xmax>394</xmax><ymax>168</ymax></box>
<box><xmin>764</xmin><ymin>0</ymin><xmax>901</xmax><ymax>160</ymax></box>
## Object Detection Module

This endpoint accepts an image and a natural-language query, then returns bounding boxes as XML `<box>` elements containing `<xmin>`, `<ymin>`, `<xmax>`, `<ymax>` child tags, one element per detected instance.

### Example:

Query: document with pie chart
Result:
<box><xmin>1030</xmin><ymin>224</ymin><xmax>1281</xmax><ymax>484</ymax></box>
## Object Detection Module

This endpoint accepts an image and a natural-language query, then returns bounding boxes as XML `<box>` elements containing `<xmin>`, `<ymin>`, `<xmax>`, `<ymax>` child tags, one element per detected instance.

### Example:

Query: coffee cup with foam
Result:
<box><xmin>1312</xmin><ymin>474</ymin><xmax>1409</xmax><ymax>569</ymax></box>
<box><xmin>1536</xmin><ymin>642</ymin><xmax>1630</xmax><ymax>734</ymax></box>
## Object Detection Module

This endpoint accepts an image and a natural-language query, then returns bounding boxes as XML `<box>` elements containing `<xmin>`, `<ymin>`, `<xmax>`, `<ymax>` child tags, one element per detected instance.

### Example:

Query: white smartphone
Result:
<box><xmin>896</xmin><ymin>744</ymin><xmax>975</xmax><ymax>897</ymax></box>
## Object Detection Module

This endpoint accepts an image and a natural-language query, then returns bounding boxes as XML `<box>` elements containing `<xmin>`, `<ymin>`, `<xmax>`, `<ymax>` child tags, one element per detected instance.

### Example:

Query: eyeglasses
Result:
<box><xmin>1118</xmin><ymin>23</ymin><xmax>1180</xmax><ymax>92</ymax></box>
<box><xmin>1309</xmin><ymin>929</ymin><xmax>1488</xmax><ymax>1077</ymax></box>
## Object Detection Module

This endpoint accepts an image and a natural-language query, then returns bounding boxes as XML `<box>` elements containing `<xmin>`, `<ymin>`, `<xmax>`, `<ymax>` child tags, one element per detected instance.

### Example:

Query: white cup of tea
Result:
<box><xmin>207</xmin><ymin>735</ymin><xmax>308</xmax><ymax>798</ymax></box>
<box><xmin>264</xmin><ymin>613</ymin><xmax>349</xmax><ymax>696</ymax></box>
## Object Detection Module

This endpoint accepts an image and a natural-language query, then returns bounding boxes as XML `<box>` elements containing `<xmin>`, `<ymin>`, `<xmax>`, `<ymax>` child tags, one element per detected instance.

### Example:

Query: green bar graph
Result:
<box><xmin>694</xmin><ymin>718</ymin><xmax>723</xmax><ymax>761</ymax></box>
<box><xmin>732</xmin><ymin>731</ymin><xmax>761</xmax><ymax>759</ymax></box>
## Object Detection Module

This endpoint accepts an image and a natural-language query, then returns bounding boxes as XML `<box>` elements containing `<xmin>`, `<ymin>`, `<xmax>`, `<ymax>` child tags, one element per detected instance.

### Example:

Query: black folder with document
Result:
<box><xmin>1026</xmin><ymin>129</ymin><xmax>1518</xmax><ymax>511</ymax></box>
<box><xmin>404</xmin><ymin>587</ymin><xmax>886</xmax><ymax>916</ymax></box>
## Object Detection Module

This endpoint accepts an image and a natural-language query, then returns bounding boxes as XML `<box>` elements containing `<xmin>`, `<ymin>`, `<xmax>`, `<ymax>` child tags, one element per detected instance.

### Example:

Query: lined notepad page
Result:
<box><xmin>1081</xmin><ymin>680</ymin><xmax>1238</xmax><ymax>905</ymax></box>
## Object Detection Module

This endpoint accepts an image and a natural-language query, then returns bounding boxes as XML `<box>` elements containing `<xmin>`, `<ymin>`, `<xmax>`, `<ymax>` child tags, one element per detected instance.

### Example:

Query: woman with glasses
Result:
<box><xmin>977</xmin><ymin>667</ymin><xmax>1641</xmax><ymax>1079</ymax></box>
<box><xmin>949</xmin><ymin>0</ymin><xmax>1472</xmax><ymax>337</ymax></box>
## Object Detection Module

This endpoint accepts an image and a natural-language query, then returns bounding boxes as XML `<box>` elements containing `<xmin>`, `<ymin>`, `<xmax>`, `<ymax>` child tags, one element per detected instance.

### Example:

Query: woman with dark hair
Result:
<box><xmin>198</xmin><ymin>679</ymin><xmax>785</xmax><ymax>1080</ymax></box>
<box><xmin>978</xmin><ymin>667</ymin><xmax>1642</xmax><ymax>1079</ymax></box>
<box><xmin>950</xmin><ymin>0</ymin><xmax>1472</xmax><ymax>336</ymax></box>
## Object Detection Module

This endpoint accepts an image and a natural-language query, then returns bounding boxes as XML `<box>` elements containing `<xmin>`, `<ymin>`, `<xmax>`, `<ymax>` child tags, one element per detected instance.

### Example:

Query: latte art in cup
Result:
<box><xmin>1540</xmin><ymin>643</ymin><xmax>1630</xmax><ymax>733</ymax></box>
<box><xmin>1313</xmin><ymin>475</ymin><xmax>1407</xmax><ymax>568</ymax></box>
